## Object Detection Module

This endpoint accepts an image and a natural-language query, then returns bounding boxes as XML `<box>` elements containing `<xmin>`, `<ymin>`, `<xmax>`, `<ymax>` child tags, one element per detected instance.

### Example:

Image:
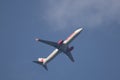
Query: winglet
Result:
<box><xmin>35</xmin><ymin>38</ymin><xmax>40</xmax><ymax>42</ymax></box>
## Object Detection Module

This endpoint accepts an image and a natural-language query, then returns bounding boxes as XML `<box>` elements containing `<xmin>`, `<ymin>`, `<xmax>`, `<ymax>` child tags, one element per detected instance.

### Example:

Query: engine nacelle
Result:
<box><xmin>69</xmin><ymin>46</ymin><xmax>74</xmax><ymax>52</ymax></box>
<box><xmin>58</xmin><ymin>40</ymin><xmax>64</xmax><ymax>45</ymax></box>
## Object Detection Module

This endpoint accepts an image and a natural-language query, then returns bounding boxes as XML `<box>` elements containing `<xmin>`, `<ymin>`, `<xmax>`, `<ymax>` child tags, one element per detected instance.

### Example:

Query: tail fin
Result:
<box><xmin>33</xmin><ymin>61</ymin><xmax>48</xmax><ymax>71</ymax></box>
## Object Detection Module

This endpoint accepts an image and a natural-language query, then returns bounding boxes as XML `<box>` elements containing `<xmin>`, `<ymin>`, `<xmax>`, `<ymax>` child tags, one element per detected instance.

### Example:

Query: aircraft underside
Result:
<box><xmin>33</xmin><ymin>28</ymin><xmax>83</xmax><ymax>70</ymax></box>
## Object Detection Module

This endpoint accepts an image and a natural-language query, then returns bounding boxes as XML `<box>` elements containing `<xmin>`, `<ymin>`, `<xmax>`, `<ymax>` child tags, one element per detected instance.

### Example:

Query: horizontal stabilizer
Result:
<box><xmin>33</xmin><ymin>61</ymin><xmax>48</xmax><ymax>71</ymax></box>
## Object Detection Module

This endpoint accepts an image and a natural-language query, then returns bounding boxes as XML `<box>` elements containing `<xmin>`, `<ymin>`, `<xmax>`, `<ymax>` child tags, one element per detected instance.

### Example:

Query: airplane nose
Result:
<box><xmin>75</xmin><ymin>28</ymin><xmax>83</xmax><ymax>33</ymax></box>
<box><xmin>78</xmin><ymin>28</ymin><xmax>83</xmax><ymax>31</ymax></box>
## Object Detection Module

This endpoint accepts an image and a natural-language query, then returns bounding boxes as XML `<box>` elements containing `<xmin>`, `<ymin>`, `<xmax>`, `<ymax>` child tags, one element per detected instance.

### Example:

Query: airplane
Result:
<box><xmin>33</xmin><ymin>28</ymin><xmax>83</xmax><ymax>70</ymax></box>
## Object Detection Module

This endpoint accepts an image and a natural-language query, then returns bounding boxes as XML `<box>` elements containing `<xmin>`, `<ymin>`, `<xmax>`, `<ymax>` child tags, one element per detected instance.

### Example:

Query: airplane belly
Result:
<box><xmin>43</xmin><ymin>49</ymin><xmax>60</xmax><ymax>64</ymax></box>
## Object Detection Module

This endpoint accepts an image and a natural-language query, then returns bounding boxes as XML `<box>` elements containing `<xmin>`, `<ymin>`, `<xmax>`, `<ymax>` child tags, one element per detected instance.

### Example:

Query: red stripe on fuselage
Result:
<box><xmin>66</xmin><ymin>32</ymin><xmax>75</xmax><ymax>41</ymax></box>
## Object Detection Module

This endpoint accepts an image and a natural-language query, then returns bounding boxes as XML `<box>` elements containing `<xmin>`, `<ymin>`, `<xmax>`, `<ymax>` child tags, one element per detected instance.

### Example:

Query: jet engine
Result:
<box><xmin>57</xmin><ymin>40</ymin><xmax>64</xmax><ymax>45</ymax></box>
<box><xmin>68</xmin><ymin>46</ymin><xmax>74</xmax><ymax>52</ymax></box>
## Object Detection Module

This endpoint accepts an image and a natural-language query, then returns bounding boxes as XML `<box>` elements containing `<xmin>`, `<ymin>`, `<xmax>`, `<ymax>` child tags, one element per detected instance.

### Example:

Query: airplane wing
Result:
<box><xmin>65</xmin><ymin>52</ymin><xmax>75</xmax><ymax>62</ymax></box>
<box><xmin>36</xmin><ymin>38</ymin><xmax>59</xmax><ymax>48</ymax></box>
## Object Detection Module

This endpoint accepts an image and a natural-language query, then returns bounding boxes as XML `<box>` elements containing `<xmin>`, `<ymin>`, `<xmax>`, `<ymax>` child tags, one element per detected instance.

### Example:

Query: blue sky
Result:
<box><xmin>0</xmin><ymin>0</ymin><xmax>120</xmax><ymax>80</ymax></box>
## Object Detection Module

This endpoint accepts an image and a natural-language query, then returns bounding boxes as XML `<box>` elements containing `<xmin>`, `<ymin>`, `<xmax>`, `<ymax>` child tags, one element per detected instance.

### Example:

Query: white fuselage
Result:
<box><xmin>43</xmin><ymin>28</ymin><xmax>83</xmax><ymax>65</ymax></box>
<box><xmin>43</xmin><ymin>49</ymin><xmax>60</xmax><ymax>65</ymax></box>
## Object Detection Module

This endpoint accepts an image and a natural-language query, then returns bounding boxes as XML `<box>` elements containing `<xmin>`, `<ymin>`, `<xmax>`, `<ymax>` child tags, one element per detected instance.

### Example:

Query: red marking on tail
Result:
<box><xmin>38</xmin><ymin>58</ymin><xmax>44</xmax><ymax>62</ymax></box>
